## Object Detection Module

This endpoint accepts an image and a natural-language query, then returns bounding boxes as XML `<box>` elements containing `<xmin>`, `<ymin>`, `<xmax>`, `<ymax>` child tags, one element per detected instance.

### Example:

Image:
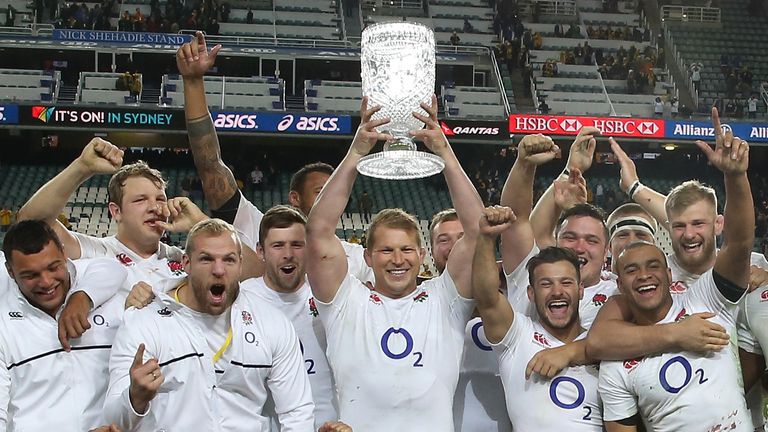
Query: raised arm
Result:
<box><xmin>18</xmin><ymin>138</ymin><xmax>123</xmax><ymax>259</ymax></box>
<box><xmin>472</xmin><ymin>206</ymin><xmax>516</xmax><ymax>344</ymax></box>
<box><xmin>411</xmin><ymin>95</ymin><xmax>483</xmax><ymax>298</ymax></box>
<box><xmin>609</xmin><ymin>137</ymin><xmax>668</xmax><ymax>229</ymax></box>
<box><xmin>530</xmin><ymin>127</ymin><xmax>598</xmax><ymax>247</ymax></box>
<box><xmin>499</xmin><ymin>134</ymin><xmax>559</xmax><ymax>273</ymax></box>
<box><xmin>305</xmin><ymin>99</ymin><xmax>391</xmax><ymax>303</ymax></box>
<box><xmin>177</xmin><ymin>31</ymin><xmax>237</xmax><ymax>211</ymax></box>
<box><xmin>697</xmin><ymin>108</ymin><xmax>754</xmax><ymax>290</ymax></box>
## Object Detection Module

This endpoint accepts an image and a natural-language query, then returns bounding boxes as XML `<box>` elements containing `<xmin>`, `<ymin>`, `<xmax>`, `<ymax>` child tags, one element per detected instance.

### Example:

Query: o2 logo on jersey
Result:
<box><xmin>299</xmin><ymin>340</ymin><xmax>316</xmax><ymax>375</ymax></box>
<box><xmin>659</xmin><ymin>355</ymin><xmax>708</xmax><ymax>394</ymax></box>
<box><xmin>471</xmin><ymin>321</ymin><xmax>492</xmax><ymax>352</ymax></box>
<box><xmin>380</xmin><ymin>327</ymin><xmax>423</xmax><ymax>367</ymax></box>
<box><xmin>549</xmin><ymin>376</ymin><xmax>593</xmax><ymax>420</ymax></box>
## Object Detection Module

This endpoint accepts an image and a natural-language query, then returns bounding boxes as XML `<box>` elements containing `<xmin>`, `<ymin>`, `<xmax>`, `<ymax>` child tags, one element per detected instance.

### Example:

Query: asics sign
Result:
<box><xmin>212</xmin><ymin>112</ymin><xmax>351</xmax><ymax>134</ymax></box>
<box><xmin>509</xmin><ymin>114</ymin><xmax>665</xmax><ymax>138</ymax></box>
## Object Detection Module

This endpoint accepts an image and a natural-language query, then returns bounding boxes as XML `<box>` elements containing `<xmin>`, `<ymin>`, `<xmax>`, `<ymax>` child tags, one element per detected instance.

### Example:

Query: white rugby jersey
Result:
<box><xmin>493</xmin><ymin>314</ymin><xmax>602</xmax><ymax>431</ymax></box>
<box><xmin>453</xmin><ymin>317</ymin><xmax>513</xmax><ymax>432</ymax></box>
<box><xmin>104</xmin><ymin>285</ymin><xmax>314</xmax><ymax>432</ymax></box>
<box><xmin>232</xmin><ymin>193</ymin><xmax>375</xmax><ymax>284</ymax></box>
<box><xmin>73</xmin><ymin>233</ymin><xmax>187</xmax><ymax>317</ymax></box>
<box><xmin>316</xmin><ymin>271</ymin><xmax>474</xmax><ymax>431</ymax></box>
<box><xmin>241</xmin><ymin>277</ymin><xmax>337</xmax><ymax>430</ymax></box>
<box><xmin>599</xmin><ymin>270</ymin><xmax>751</xmax><ymax>432</ymax></box>
<box><xmin>505</xmin><ymin>245</ymin><xmax>617</xmax><ymax>329</ymax></box>
<box><xmin>0</xmin><ymin>258</ymin><xmax>127</xmax><ymax>431</ymax></box>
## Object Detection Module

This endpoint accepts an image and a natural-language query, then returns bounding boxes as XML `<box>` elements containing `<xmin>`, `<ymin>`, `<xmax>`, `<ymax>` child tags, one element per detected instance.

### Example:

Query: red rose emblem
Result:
<box><xmin>308</xmin><ymin>298</ymin><xmax>319</xmax><ymax>317</ymax></box>
<box><xmin>592</xmin><ymin>293</ymin><xmax>608</xmax><ymax>306</ymax></box>
<box><xmin>760</xmin><ymin>289</ymin><xmax>768</xmax><ymax>302</ymax></box>
<box><xmin>674</xmin><ymin>308</ymin><xmax>688</xmax><ymax>323</ymax></box>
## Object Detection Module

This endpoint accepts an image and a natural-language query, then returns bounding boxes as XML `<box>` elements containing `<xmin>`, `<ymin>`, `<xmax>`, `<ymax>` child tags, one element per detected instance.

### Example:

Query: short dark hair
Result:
<box><xmin>429</xmin><ymin>208</ymin><xmax>458</xmax><ymax>245</ymax></box>
<box><xmin>2</xmin><ymin>220</ymin><xmax>64</xmax><ymax>266</ymax></box>
<box><xmin>526</xmin><ymin>246</ymin><xmax>581</xmax><ymax>287</ymax></box>
<box><xmin>556</xmin><ymin>203</ymin><xmax>608</xmax><ymax>243</ymax></box>
<box><xmin>289</xmin><ymin>162</ymin><xmax>334</xmax><ymax>193</ymax></box>
<box><xmin>615</xmin><ymin>241</ymin><xmax>667</xmax><ymax>274</ymax></box>
<box><xmin>259</xmin><ymin>205</ymin><xmax>307</xmax><ymax>244</ymax></box>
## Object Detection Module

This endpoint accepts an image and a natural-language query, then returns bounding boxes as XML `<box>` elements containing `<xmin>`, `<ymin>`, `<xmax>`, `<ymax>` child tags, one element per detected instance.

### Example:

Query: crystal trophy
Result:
<box><xmin>356</xmin><ymin>22</ymin><xmax>445</xmax><ymax>180</ymax></box>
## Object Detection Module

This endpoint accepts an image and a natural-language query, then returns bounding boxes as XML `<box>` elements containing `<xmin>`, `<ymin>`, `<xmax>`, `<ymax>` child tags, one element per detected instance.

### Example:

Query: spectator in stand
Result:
<box><xmin>117</xmin><ymin>10</ymin><xmax>131</xmax><ymax>31</ymax></box>
<box><xmin>450</xmin><ymin>31</ymin><xmax>460</xmax><ymax>46</ymax></box>
<box><xmin>537</xmin><ymin>99</ymin><xmax>550</xmax><ymax>114</ymax></box>
<box><xmin>532</xmin><ymin>32</ymin><xmax>542</xmax><ymax>49</ymax></box>
<box><xmin>653</xmin><ymin>97</ymin><xmax>664</xmax><ymax>116</ymax></box>
<box><xmin>690</xmin><ymin>62</ymin><xmax>702</xmax><ymax>92</ymax></box>
<box><xmin>206</xmin><ymin>18</ymin><xmax>219</xmax><ymax>35</ymax></box>
<box><xmin>463</xmin><ymin>17</ymin><xmax>474</xmax><ymax>33</ymax></box>
<box><xmin>4</xmin><ymin>4</ymin><xmax>15</xmax><ymax>27</ymax></box>
<box><xmin>670</xmin><ymin>97</ymin><xmax>679</xmax><ymax>117</ymax></box>
<box><xmin>554</xmin><ymin>23</ymin><xmax>563</xmax><ymax>37</ymax></box>
<box><xmin>726</xmin><ymin>71</ymin><xmax>739</xmax><ymax>98</ymax></box>
<box><xmin>748</xmin><ymin>94</ymin><xmax>759</xmax><ymax>118</ymax></box>
<box><xmin>565</xmin><ymin>23</ymin><xmax>579</xmax><ymax>37</ymax></box>
<box><xmin>358</xmin><ymin>191</ymin><xmax>373</xmax><ymax>224</ymax></box>
<box><xmin>246</xmin><ymin>8</ymin><xmax>253</xmax><ymax>24</ymax></box>
<box><xmin>132</xmin><ymin>7</ymin><xmax>144</xmax><ymax>31</ymax></box>
<box><xmin>0</xmin><ymin>206</ymin><xmax>11</xmax><ymax>232</ymax></box>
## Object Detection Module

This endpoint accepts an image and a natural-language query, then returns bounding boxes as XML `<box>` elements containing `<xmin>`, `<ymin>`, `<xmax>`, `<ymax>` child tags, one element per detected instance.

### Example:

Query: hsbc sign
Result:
<box><xmin>509</xmin><ymin>114</ymin><xmax>665</xmax><ymax>138</ymax></box>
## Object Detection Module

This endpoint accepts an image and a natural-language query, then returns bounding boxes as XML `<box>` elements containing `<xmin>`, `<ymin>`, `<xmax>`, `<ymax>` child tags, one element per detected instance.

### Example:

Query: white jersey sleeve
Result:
<box><xmin>314</xmin><ymin>272</ymin><xmax>366</xmax><ymax>333</ymax></box>
<box><xmin>70</xmin><ymin>258</ymin><xmax>127</xmax><ymax>309</ymax></box>
<box><xmin>72</xmin><ymin>231</ymin><xmax>113</xmax><ymax>258</ymax></box>
<box><xmin>689</xmin><ymin>269</ymin><xmax>741</xmax><ymax>324</ymax></box>
<box><xmin>598</xmin><ymin>362</ymin><xmax>638</xmax><ymax>422</ymax></box>
<box><xmin>504</xmin><ymin>245</ymin><xmax>539</xmax><ymax>317</ymax></box>
<box><xmin>434</xmin><ymin>271</ymin><xmax>475</xmax><ymax>325</ymax></box>
<box><xmin>103</xmin><ymin>308</ymin><xmax>154</xmax><ymax>431</ymax></box>
<box><xmin>232</xmin><ymin>193</ymin><xmax>265</xmax><ymax>250</ymax></box>
<box><xmin>341</xmin><ymin>241</ymin><xmax>375</xmax><ymax>284</ymax></box>
<box><xmin>266</xmin><ymin>310</ymin><xmax>316</xmax><ymax>431</ymax></box>
<box><xmin>0</xmin><ymin>334</ymin><xmax>9</xmax><ymax>429</ymax></box>
<box><xmin>491</xmin><ymin>312</ymin><xmax>531</xmax><ymax>358</ymax></box>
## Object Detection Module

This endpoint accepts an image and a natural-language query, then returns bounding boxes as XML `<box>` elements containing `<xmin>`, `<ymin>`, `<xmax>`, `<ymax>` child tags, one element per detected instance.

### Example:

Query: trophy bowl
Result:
<box><xmin>356</xmin><ymin>21</ymin><xmax>445</xmax><ymax>180</ymax></box>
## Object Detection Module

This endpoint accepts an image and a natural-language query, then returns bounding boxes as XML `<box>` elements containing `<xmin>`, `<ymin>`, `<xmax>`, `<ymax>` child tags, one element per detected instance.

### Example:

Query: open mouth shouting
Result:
<box><xmin>209</xmin><ymin>283</ymin><xmax>226</xmax><ymax>305</ymax></box>
<box><xmin>577</xmin><ymin>257</ymin><xmax>588</xmax><ymax>268</ymax></box>
<box><xmin>546</xmin><ymin>299</ymin><xmax>570</xmax><ymax>319</ymax></box>
<box><xmin>279</xmin><ymin>264</ymin><xmax>297</xmax><ymax>276</ymax></box>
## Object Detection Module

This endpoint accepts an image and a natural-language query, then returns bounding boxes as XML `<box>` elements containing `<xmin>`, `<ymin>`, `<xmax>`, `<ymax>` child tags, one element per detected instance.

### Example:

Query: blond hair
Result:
<box><xmin>185</xmin><ymin>218</ymin><xmax>241</xmax><ymax>255</ymax></box>
<box><xmin>366</xmin><ymin>208</ymin><xmax>422</xmax><ymax>250</ymax></box>
<box><xmin>665</xmin><ymin>180</ymin><xmax>717</xmax><ymax>219</ymax></box>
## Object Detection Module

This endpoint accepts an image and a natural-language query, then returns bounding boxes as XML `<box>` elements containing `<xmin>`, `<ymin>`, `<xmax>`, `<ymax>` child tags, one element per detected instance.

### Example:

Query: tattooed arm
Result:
<box><xmin>177</xmin><ymin>31</ymin><xmax>237</xmax><ymax>211</ymax></box>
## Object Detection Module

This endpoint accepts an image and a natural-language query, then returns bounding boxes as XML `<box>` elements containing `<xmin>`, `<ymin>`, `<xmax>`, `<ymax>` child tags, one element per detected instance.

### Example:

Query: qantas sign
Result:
<box><xmin>439</xmin><ymin>120</ymin><xmax>507</xmax><ymax>140</ymax></box>
<box><xmin>509</xmin><ymin>114</ymin><xmax>665</xmax><ymax>138</ymax></box>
